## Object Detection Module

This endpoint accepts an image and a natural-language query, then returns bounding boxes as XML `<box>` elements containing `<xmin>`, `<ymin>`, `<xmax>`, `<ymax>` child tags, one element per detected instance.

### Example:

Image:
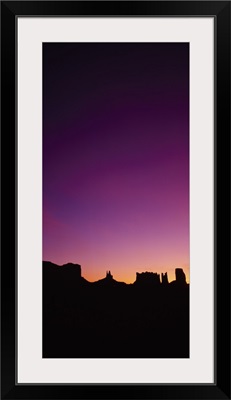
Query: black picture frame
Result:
<box><xmin>1</xmin><ymin>1</ymin><xmax>230</xmax><ymax>399</ymax></box>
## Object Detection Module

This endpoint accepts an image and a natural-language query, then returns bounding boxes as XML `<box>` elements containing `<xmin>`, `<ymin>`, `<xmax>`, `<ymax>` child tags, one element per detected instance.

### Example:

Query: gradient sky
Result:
<box><xmin>43</xmin><ymin>43</ymin><xmax>189</xmax><ymax>284</ymax></box>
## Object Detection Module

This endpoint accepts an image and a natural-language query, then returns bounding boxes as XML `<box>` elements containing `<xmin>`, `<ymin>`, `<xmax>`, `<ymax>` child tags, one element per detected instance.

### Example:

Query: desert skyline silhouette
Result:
<box><xmin>43</xmin><ymin>260</ymin><xmax>188</xmax><ymax>285</ymax></box>
<box><xmin>43</xmin><ymin>261</ymin><xmax>189</xmax><ymax>358</ymax></box>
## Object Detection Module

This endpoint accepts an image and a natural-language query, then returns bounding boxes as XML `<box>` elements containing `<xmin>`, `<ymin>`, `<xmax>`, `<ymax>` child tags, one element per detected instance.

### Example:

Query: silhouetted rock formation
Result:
<box><xmin>106</xmin><ymin>270</ymin><xmax>113</xmax><ymax>280</ymax></box>
<box><xmin>161</xmin><ymin>272</ymin><xmax>169</xmax><ymax>285</ymax></box>
<box><xmin>170</xmin><ymin>268</ymin><xmax>187</xmax><ymax>286</ymax></box>
<box><xmin>93</xmin><ymin>270</ymin><xmax>126</xmax><ymax>287</ymax></box>
<box><xmin>43</xmin><ymin>261</ymin><xmax>90</xmax><ymax>294</ymax></box>
<box><xmin>44</xmin><ymin>261</ymin><xmax>81</xmax><ymax>277</ymax></box>
<box><xmin>62</xmin><ymin>262</ymin><xmax>82</xmax><ymax>277</ymax></box>
<box><xmin>43</xmin><ymin>261</ymin><xmax>189</xmax><ymax>358</ymax></box>
<box><xmin>175</xmin><ymin>268</ymin><xmax>186</xmax><ymax>284</ymax></box>
<box><xmin>135</xmin><ymin>271</ymin><xmax>160</xmax><ymax>286</ymax></box>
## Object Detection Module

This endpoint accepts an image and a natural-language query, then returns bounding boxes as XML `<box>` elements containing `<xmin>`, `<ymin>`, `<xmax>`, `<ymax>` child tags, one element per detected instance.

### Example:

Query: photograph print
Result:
<box><xmin>43</xmin><ymin>42</ymin><xmax>189</xmax><ymax>358</ymax></box>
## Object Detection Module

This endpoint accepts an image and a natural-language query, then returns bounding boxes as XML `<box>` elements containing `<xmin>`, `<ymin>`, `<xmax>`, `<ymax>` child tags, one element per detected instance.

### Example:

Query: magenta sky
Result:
<box><xmin>43</xmin><ymin>43</ymin><xmax>189</xmax><ymax>283</ymax></box>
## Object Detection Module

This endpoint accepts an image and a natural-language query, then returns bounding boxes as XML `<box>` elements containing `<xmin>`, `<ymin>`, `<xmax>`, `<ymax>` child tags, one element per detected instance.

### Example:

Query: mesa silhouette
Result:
<box><xmin>43</xmin><ymin>262</ymin><xmax>189</xmax><ymax>358</ymax></box>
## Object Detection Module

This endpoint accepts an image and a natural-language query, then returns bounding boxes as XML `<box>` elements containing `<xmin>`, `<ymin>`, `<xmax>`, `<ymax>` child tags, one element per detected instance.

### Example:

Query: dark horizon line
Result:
<box><xmin>43</xmin><ymin>260</ymin><xmax>189</xmax><ymax>285</ymax></box>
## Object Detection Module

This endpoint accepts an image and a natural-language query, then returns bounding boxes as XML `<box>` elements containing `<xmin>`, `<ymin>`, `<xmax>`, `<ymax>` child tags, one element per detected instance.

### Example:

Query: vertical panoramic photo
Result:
<box><xmin>43</xmin><ymin>43</ymin><xmax>189</xmax><ymax>358</ymax></box>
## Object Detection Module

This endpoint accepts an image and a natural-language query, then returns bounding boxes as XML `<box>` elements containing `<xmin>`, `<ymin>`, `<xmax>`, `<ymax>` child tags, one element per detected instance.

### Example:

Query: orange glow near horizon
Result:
<box><xmin>45</xmin><ymin>256</ymin><xmax>190</xmax><ymax>284</ymax></box>
<box><xmin>83</xmin><ymin>266</ymin><xmax>190</xmax><ymax>285</ymax></box>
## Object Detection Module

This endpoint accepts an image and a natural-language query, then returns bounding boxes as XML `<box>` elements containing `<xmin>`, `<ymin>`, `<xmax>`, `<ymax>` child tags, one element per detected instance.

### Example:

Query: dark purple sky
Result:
<box><xmin>43</xmin><ymin>43</ymin><xmax>189</xmax><ymax>283</ymax></box>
